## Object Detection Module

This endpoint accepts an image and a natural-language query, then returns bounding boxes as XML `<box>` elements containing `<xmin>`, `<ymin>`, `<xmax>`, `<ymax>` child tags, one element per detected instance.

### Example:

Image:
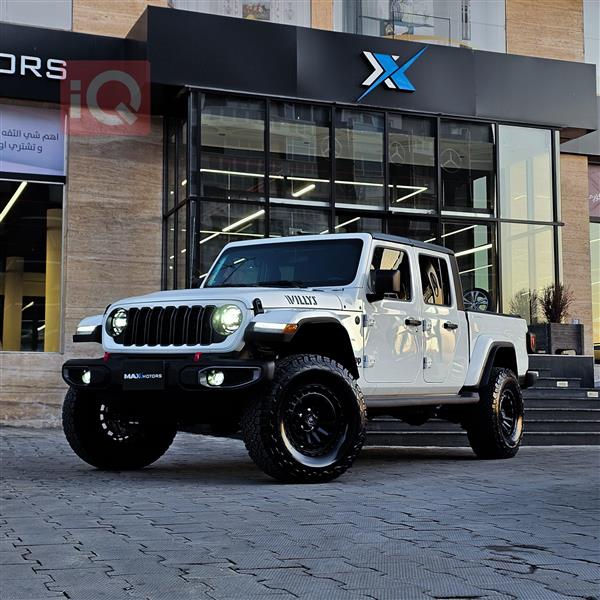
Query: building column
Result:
<box><xmin>44</xmin><ymin>208</ymin><xmax>63</xmax><ymax>352</ymax></box>
<box><xmin>2</xmin><ymin>256</ymin><xmax>24</xmax><ymax>351</ymax></box>
<box><xmin>311</xmin><ymin>0</ymin><xmax>333</xmax><ymax>30</ymax></box>
<box><xmin>560</xmin><ymin>153</ymin><xmax>593</xmax><ymax>354</ymax></box>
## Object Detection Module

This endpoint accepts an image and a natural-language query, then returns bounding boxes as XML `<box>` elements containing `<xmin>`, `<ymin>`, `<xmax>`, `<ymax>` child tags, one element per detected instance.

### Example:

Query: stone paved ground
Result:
<box><xmin>1</xmin><ymin>428</ymin><xmax>599</xmax><ymax>600</ymax></box>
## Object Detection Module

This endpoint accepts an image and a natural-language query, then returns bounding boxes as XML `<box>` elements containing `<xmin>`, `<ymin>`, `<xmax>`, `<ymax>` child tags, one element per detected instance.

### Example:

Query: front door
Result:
<box><xmin>364</xmin><ymin>245</ymin><xmax>422</xmax><ymax>385</ymax></box>
<box><xmin>418</xmin><ymin>253</ymin><xmax>464</xmax><ymax>386</ymax></box>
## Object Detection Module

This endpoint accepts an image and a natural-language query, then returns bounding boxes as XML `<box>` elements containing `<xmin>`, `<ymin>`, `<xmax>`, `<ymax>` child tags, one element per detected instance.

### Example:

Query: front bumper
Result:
<box><xmin>62</xmin><ymin>354</ymin><xmax>274</xmax><ymax>392</ymax></box>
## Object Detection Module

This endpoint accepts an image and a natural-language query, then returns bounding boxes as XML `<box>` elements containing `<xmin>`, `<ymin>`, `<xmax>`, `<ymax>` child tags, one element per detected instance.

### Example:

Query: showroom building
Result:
<box><xmin>0</xmin><ymin>0</ymin><xmax>598</xmax><ymax>424</ymax></box>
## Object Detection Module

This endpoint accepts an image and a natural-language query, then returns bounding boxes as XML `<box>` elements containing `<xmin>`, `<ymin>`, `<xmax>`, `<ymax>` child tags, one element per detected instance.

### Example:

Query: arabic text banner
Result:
<box><xmin>0</xmin><ymin>104</ymin><xmax>66</xmax><ymax>177</ymax></box>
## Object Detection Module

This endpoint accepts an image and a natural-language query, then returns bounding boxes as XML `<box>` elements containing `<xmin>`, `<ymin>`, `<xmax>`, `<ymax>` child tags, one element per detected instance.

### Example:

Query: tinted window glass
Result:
<box><xmin>419</xmin><ymin>255</ymin><xmax>452</xmax><ymax>306</ymax></box>
<box><xmin>206</xmin><ymin>239</ymin><xmax>363</xmax><ymax>288</ymax></box>
<box><xmin>370</xmin><ymin>247</ymin><xmax>412</xmax><ymax>301</ymax></box>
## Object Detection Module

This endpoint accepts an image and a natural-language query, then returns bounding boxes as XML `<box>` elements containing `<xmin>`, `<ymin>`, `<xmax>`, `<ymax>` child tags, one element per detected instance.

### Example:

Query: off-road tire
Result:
<box><xmin>241</xmin><ymin>354</ymin><xmax>366</xmax><ymax>483</ymax></box>
<box><xmin>466</xmin><ymin>367</ymin><xmax>524</xmax><ymax>459</ymax></box>
<box><xmin>62</xmin><ymin>387</ymin><xmax>176</xmax><ymax>470</ymax></box>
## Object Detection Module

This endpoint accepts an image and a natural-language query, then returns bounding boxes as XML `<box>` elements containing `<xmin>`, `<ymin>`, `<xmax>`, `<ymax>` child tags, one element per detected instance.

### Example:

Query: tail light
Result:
<box><xmin>527</xmin><ymin>332</ymin><xmax>536</xmax><ymax>354</ymax></box>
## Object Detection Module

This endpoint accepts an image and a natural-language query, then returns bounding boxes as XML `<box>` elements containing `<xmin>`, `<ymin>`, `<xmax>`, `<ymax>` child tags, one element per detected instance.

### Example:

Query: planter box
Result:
<box><xmin>528</xmin><ymin>323</ymin><xmax>584</xmax><ymax>355</ymax></box>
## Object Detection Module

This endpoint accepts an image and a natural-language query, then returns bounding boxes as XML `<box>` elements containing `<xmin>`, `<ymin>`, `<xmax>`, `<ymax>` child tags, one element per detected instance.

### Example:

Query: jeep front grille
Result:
<box><xmin>121</xmin><ymin>305</ymin><xmax>226</xmax><ymax>347</ymax></box>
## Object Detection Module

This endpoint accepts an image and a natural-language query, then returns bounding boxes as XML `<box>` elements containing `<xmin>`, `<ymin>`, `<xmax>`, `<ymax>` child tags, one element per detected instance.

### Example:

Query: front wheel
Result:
<box><xmin>465</xmin><ymin>368</ymin><xmax>524</xmax><ymax>459</ymax></box>
<box><xmin>241</xmin><ymin>354</ymin><xmax>366</xmax><ymax>483</ymax></box>
<box><xmin>62</xmin><ymin>388</ymin><xmax>177</xmax><ymax>470</ymax></box>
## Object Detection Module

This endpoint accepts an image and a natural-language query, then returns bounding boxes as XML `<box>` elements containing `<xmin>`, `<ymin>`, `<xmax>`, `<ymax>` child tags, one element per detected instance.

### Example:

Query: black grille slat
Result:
<box><xmin>135</xmin><ymin>307</ymin><xmax>151</xmax><ymax>346</ymax></box>
<box><xmin>122</xmin><ymin>307</ymin><xmax>138</xmax><ymax>346</ymax></box>
<box><xmin>201</xmin><ymin>305</ymin><xmax>215</xmax><ymax>345</ymax></box>
<box><xmin>120</xmin><ymin>304</ymin><xmax>223</xmax><ymax>347</ymax></box>
<box><xmin>187</xmin><ymin>306</ymin><xmax>203</xmax><ymax>345</ymax></box>
<box><xmin>172</xmin><ymin>306</ymin><xmax>189</xmax><ymax>346</ymax></box>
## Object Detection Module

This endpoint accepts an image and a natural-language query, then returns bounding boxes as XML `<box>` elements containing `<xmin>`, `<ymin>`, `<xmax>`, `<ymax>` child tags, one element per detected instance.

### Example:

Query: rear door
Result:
<box><xmin>418</xmin><ymin>253</ymin><xmax>466</xmax><ymax>387</ymax></box>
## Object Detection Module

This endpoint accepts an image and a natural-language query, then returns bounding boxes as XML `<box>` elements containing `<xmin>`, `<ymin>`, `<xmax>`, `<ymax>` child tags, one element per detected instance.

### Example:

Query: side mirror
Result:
<box><xmin>371</xmin><ymin>269</ymin><xmax>401</xmax><ymax>299</ymax></box>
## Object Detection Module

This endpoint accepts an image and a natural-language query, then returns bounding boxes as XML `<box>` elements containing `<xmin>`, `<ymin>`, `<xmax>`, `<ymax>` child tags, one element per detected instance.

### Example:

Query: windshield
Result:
<box><xmin>205</xmin><ymin>239</ymin><xmax>364</xmax><ymax>288</ymax></box>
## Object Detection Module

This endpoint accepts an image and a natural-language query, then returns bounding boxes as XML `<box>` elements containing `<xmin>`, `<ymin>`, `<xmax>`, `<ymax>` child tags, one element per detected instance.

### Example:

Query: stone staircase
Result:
<box><xmin>366</xmin><ymin>357</ymin><xmax>599</xmax><ymax>447</ymax></box>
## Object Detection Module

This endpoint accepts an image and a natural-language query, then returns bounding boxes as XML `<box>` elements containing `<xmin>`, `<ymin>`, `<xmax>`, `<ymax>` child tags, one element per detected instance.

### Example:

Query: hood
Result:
<box><xmin>113</xmin><ymin>287</ymin><xmax>344</xmax><ymax>311</ymax></box>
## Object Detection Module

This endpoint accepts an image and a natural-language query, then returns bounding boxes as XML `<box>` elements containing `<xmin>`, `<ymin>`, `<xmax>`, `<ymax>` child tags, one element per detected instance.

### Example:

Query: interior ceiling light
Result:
<box><xmin>459</xmin><ymin>263</ymin><xmax>492</xmax><ymax>275</ymax></box>
<box><xmin>455</xmin><ymin>243</ymin><xmax>493</xmax><ymax>258</ymax></box>
<box><xmin>0</xmin><ymin>181</ymin><xmax>28</xmax><ymax>223</ymax></box>
<box><xmin>292</xmin><ymin>183</ymin><xmax>315</xmax><ymax>198</ymax></box>
<box><xmin>199</xmin><ymin>210</ymin><xmax>265</xmax><ymax>245</ymax></box>
<box><xmin>394</xmin><ymin>185</ymin><xmax>428</xmax><ymax>203</ymax></box>
<box><xmin>21</xmin><ymin>301</ymin><xmax>34</xmax><ymax>312</ymax></box>
<box><xmin>441</xmin><ymin>225</ymin><xmax>477</xmax><ymax>239</ymax></box>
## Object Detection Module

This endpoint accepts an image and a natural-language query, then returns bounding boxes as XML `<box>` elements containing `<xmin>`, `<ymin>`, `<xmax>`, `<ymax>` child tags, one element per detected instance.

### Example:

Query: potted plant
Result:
<box><xmin>528</xmin><ymin>283</ymin><xmax>583</xmax><ymax>355</ymax></box>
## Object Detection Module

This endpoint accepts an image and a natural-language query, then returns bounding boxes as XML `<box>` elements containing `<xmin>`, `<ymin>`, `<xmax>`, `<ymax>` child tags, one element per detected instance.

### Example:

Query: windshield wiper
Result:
<box><xmin>257</xmin><ymin>280</ymin><xmax>306</xmax><ymax>288</ymax></box>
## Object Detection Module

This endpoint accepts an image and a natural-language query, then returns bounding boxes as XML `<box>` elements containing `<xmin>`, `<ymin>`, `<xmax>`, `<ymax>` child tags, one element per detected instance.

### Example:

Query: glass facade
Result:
<box><xmin>0</xmin><ymin>180</ymin><xmax>63</xmax><ymax>352</ymax></box>
<box><xmin>173</xmin><ymin>0</ymin><xmax>311</xmax><ymax>27</ymax></box>
<box><xmin>164</xmin><ymin>91</ymin><xmax>562</xmax><ymax>320</ymax></box>
<box><xmin>335</xmin><ymin>0</ymin><xmax>506</xmax><ymax>53</ymax></box>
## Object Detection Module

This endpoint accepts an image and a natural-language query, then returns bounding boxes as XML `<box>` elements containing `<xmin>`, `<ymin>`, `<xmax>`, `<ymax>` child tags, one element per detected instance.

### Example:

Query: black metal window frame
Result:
<box><xmin>162</xmin><ymin>87</ymin><xmax>564</xmax><ymax>314</ymax></box>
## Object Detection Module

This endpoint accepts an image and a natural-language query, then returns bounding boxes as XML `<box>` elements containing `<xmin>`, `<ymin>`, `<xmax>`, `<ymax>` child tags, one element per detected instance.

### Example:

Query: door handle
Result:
<box><xmin>405</xmin><ymin>318</ymin><xmax>422</xmax><ymax>327</ymax></box>
<box><xmin>444</xmin><ymin>321</ymin><xmax>459</xmax><ymax>330</ymax></box>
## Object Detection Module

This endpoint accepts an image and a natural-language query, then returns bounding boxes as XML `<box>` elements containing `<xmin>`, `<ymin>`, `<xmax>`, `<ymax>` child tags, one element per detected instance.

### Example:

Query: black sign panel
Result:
<box><xmin>0</xmin><ymin>7</ymin><xmax>597</xmax><ymax>133</ymax></box>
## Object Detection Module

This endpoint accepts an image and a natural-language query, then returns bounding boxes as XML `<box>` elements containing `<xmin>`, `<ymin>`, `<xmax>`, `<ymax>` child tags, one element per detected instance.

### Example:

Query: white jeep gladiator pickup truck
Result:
<box><xmin>62</xmin><ymin>233</ymin><xmax>536</xmax><ymax>483</ymax></box>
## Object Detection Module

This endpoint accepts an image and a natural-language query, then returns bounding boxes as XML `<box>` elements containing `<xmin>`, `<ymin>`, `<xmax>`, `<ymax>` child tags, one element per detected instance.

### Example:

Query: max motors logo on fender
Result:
<box><xmin>357</xmin><ymin>46</ymin><xmax>427</xmax><ymax>102</ymax></box>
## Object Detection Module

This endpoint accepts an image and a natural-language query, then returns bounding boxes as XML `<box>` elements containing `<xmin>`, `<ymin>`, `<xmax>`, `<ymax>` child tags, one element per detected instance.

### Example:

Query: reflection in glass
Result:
<box><xmin>591</xmin><ymin>222</ymin><xmax>600</xmax><ymax>346</ymax></box>
<box><xmin>334</xmin><ymin>211</ymin><xmax>383</xmax><ymax>234</ymax></box>
<box><xmin>0</xmin><ymin>180</ymin><xmax>63</xmax><ymax>352</ymax></box>
<box><xmin>440</xmin><ymin>120</ymin><xmax>495</xmax><ymax>214</ymax></box>
<box><xmin>166</xmin><ymin>121</ymin><xmax>176</xmax><ymax>212</ymax></box>
<box><xmin>499</xmin><ymin>125</ymin><xmax>553</xmax><ymax>222</ymax></box>
<box><xmin>501</xmin><ymin>222</ymin><xmax>555</xmax><ymax>323</ymax></box>
<box><xmin>177</xmin><ymin>120</ymin><xmax>188</xmax><ymax>200</ymax></box>
<box><xmin>194</xmin><ymin>201</ymin><xmax>265</xmax><ymax>284</ymax></box>
<box><xmin>335</xmin><ymin>109</ymin><xmax>384</xmax><ymax>209</ymax></box>
<box><xmin>270</xmin><ymin>207</ymin><xmax>329</xmax><ymax>237</ymax></box>
<box><xmin>200</xmin><ymin>95</ymin><xmax>265</xmax><ymax>201</ymax></box>
<box><xmin>442</xmin><ymin>222</ymin><xmax>496</xmax><ymax>312</ymax></box>
<box><xmin>270</xmin><ymin>103</ymin><xmax>330</xmax><ymax>206</ymax></box>
<box><xmin>388</xmin><ymin>215</ymin><xmax>436</xmax><ymax>242</ymax></box>
<box><xmin>388</xmin><ymin>114</ymin><xmax>436</xmax><ymax>212</ymax></box>
<box><xmin>166</xmin><ymin>213</ymin><xmax>175</xmax><ymax>290</ymax></box>
<box><xmin>176</xmin><ymin>205</ymin><xmax>187</xmax><ymax>289</ymax></box>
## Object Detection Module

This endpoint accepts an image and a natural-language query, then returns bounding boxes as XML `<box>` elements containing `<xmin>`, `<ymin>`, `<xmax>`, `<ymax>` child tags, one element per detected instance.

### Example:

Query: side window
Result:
<box><xmin>370</xmin><ymin>246</ymin><xmax>412</xmax><ymax>301</ymax></box>
<box><xmin>419</xmin><ymin>255</ymin><xmax>452</xmax><ymax>306</ymax></box>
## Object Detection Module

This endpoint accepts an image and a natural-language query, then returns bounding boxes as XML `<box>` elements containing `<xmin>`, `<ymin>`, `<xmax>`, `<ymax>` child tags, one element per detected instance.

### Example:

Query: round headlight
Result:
<box><xmin>106</xmin><ymin>308</ymin><xmax>128</xmax><ymax>337</ymax></box>
<box><xmin>211</xmin><ymin>304</ymin><xmax>243</xmax><ymax>336</ymax></box>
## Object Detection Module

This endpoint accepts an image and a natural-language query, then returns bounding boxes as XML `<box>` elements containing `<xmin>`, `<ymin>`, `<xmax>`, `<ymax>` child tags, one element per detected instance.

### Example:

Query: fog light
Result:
<box><xmin>206</xmin><ymin>370</ymin><xmax>225</xmax><ymax>387</ymax></box>
<box><xmin>81</xmin><ymin>369</ymin><xmax>91</xmax><ymax>385</ymax></box>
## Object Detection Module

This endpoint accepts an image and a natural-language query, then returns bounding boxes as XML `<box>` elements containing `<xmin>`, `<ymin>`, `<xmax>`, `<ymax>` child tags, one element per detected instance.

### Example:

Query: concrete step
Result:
<box><xmin>527</xmin><ymin>407</ymin><xmax>600</xmax><ymax>420</ymax></box>
<box><xmin>366</xmin><ymin>430</ymin><xmax>600</xmax><ymax>447</ymax></box>
<box><xmin>368</xmin><ymin>418</ymin><xmax>600</xmax><ymax>434</ymax></box>
<box><xmin>523</xmin><ymin>388</ymin><xmax>599</xmax><ymax>401</ymax></box>
<box><xmin>532</xmin><ymin>376</ymin><xmax>581</xmax><ymax>389</ymax></box>
<box><xmin>523</xmin><ymin>396</ymin><xmax>600</xmax><ymax>408</ymax></box>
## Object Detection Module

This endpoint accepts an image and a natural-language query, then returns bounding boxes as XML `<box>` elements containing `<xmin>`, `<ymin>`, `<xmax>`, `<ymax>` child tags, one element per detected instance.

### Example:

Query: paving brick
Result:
<box><xmin>1</xmin><ymin>428</ymin><xmax>598</xmax><ymax>600</ymax></box>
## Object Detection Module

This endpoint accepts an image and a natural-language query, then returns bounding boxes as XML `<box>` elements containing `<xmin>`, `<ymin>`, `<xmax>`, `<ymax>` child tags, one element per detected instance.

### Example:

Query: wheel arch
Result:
<box><xmin>283</xmin><ymin>318</ymin><xmax>360</xmax><ymax>379</ymax></box>
<box><xmin>478</xmin><ymin>343</ymin><xmax>518</xmax><ymax>389</ymax></box>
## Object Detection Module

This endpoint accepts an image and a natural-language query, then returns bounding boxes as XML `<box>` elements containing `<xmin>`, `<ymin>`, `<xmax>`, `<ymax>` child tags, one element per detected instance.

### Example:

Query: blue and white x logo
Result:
<box><xmin>357</xmin><ymin>46</ymin><xmax>427</xmax><ymax>102</ymax></box>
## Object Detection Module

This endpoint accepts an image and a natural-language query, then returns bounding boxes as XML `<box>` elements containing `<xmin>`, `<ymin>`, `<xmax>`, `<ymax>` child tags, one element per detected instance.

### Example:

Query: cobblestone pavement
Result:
<box><xmin>1</xmin><ymin>428</ymin><xmax>599</xmax><ymax>600</ymax></box>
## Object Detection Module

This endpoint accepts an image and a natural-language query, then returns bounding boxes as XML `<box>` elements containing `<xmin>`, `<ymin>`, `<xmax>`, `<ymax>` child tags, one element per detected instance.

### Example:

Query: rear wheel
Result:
<box><xmin>466</xmin><ymin>368</ymin><xmax>524</xmax><ymax>459</ymax></box>
<box><xmin>241</xmin><ymin>354</ymin><xmax>366</xmax><ymax>483</ymax></box>
<box><xmin>62</xmin><ymin>387</ymin><xmax>176</xmax><ymax>470</ymax></box>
